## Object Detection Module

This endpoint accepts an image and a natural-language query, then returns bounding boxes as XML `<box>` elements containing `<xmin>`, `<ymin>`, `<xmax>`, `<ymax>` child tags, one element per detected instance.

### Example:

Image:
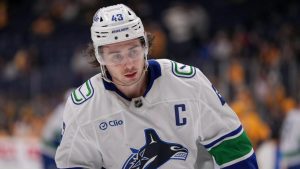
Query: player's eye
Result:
<box><xmin>110</xmin><ymin>54</ymin><xmax>123</xmax><ymax>63</ymax></box>
<box><xmin>129</xmin><ymin>50</ymin><xmax>138</xmax><ymax>58</ymax></box>
<box><xmin>128</xmin><ymin>46</ymin><xmax>143</xmax><ymax>58</ymax></box>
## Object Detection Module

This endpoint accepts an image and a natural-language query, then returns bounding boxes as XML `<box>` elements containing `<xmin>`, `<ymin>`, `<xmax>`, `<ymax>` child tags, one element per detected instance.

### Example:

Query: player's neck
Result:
<box><xmin>116</xmin><ymin>71</ymin><xmax>148</xmax><ymax>98</ymax></box>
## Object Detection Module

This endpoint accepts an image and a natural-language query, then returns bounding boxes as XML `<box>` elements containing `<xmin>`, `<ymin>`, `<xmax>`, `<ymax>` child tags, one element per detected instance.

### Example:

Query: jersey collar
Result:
<box><xmin>103</xmin><ymin>60</ymin><xmax>161</xmax><ymax>101</ymax></box>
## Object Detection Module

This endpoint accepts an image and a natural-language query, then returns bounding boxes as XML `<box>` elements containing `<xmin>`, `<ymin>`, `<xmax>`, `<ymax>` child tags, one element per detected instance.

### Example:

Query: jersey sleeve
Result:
<box><xmin>55</xmin><ymin>97</ymin><xmax>103</xmax><ymax>169</ymax></box>
<box><xmin>194</xmin><ymin>69</ymin><xmax>258</xmax><ymax>169</ymax></box>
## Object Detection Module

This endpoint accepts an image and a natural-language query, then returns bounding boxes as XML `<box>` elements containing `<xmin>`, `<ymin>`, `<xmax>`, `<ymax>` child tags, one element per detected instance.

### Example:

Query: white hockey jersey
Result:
<box><xmin>55</xmin><ymin>59</ymin><xmax>257</xmax><ymax>169</ymax></box>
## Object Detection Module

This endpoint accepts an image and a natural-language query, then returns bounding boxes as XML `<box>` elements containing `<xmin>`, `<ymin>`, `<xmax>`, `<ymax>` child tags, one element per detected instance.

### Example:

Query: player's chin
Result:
<box><xmin>122</xmin><ymin>77</ymin><xmax>141</xmax><ymax>86</ymax></box>
<box><xmin>123</xmin><ymin>78</ymin><xmax>138</xmax><ymax>85</ymax></box>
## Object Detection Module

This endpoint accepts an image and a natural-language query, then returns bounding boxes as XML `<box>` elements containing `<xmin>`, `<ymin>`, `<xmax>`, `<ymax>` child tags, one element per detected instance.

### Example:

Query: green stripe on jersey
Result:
<box><xmin>208</xmin><ymin>131</ymin><xmax>253</xmax><ymax>165</ymax></box>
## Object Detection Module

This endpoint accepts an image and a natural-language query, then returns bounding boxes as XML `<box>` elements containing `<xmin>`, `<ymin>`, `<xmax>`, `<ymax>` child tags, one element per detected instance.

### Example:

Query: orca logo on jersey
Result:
<box><xmin>122</xmin><ymin>128</ymin><xmax>188</xmax><ymax>169</ymax></box>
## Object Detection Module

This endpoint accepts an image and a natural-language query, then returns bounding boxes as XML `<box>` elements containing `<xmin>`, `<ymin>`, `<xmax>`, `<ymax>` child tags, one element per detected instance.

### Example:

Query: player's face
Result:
<box><xmin>102</xmin><ymin>38</ymin><xmax>146</xmax><ymax>85</ymax></box>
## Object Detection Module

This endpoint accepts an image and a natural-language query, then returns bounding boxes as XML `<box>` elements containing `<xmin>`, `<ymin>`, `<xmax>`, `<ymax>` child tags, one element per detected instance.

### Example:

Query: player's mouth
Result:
<box><xmin>124</xmin><ymin>72</ymin><xmax>137</xmax><ymax>79</ymax></box>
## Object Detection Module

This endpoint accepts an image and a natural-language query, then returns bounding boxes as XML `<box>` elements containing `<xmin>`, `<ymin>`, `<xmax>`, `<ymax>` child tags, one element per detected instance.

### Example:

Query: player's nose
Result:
<box><xmin>123</xmin><ymin>56</ymin><xmax>135</xmax><ymax>69</ymax></box>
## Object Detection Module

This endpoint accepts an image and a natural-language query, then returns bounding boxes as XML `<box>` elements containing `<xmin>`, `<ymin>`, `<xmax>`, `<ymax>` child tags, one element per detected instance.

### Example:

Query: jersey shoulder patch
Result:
<box><xmin>71</xmin><ymin>79</ymin><xmax>94</xmax><ymax>105</ymax></box>
<box><xmin>171</xmin><ymin>61</ymin><xmax>196</xmax><ymax>78</ymax></box>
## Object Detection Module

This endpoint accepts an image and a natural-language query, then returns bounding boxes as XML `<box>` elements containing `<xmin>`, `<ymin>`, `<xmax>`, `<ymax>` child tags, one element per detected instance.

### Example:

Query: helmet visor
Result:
<box><xmin>99</xmin><ymin>45</ymin><xmax>145</xmax><ymax>66</ymax></box>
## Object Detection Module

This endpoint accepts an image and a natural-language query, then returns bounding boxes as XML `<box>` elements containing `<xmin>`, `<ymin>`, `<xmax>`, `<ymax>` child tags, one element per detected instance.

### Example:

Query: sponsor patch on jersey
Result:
<box><xmin>171</xmin><ymin>61</ymin><xmax>196</xmax><ymax>78</ymax></box>
<box><xmin>99</xmin><ymin>119</ymin><xmax>123</xmax><ymax>130</ymax></box>
<box><xmin>71</xmin><ymin>80</ymin><xmax>94</xmax><ymax>105</ymax></box>
<box><xmin>122</xmin><ymin>128</ymin><xmax>188</xmax><ymax>169</ymax></box>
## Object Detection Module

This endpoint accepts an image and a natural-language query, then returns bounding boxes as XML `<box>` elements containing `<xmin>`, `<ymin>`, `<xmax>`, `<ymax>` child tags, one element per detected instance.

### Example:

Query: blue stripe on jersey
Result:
<box><xmin>204</xmin><ymin>125</ymin><xmax>243</xmax><ymax>149</ymax></box>
<box><xmin>103</xmin><ymin>60</ymin><xmax>161</xmax><ymax>100</ymax></box>
<box><xmin>143</xmin><ymin>60</ymin><xmax>161</xmax><ymax>97</ymax></box>
<box><xmin>102</xmin><ymin>72</ymin><xmax>131</xmax><ymax>101</ymax></box>
<box><xmin>288</xmin><ymin>164</ymin><xmax>300</xmax><ymax>169</ymax></box>
<box><xmin>222</xmin><ymin>152</ymin><xmax>258</xmax><ymax>169</ymax></box>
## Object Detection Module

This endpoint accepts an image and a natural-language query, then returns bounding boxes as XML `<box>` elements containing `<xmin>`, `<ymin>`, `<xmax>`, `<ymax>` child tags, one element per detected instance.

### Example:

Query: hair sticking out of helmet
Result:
<box><xmin>91</xmin><ymin>4</ymin><xmax>148</xmax><ymax>65</ymax></box>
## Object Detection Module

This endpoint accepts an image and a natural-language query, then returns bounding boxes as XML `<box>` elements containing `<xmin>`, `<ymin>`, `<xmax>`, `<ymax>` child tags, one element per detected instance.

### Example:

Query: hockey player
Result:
<box><xmin>55</xmin><ymin>4</ymin><xmax>258</xmax><ymax>169</ymax></box>
<box><xmin>280</xmin><ymin>103</ymin><xmax>300</xmax><ymax>169</ymax></box>
<box><xmin>41</xmin><ymin>89</ymin><xmax>73</xmax><ymax>169</ymax></box>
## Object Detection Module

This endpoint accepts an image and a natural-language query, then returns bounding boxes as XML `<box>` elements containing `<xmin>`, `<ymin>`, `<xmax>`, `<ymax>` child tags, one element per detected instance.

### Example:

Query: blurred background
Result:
<box><xmin>0</xmin><ymin>0</ymin><xmax>299</xmax><ymax>169</ymax></box>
